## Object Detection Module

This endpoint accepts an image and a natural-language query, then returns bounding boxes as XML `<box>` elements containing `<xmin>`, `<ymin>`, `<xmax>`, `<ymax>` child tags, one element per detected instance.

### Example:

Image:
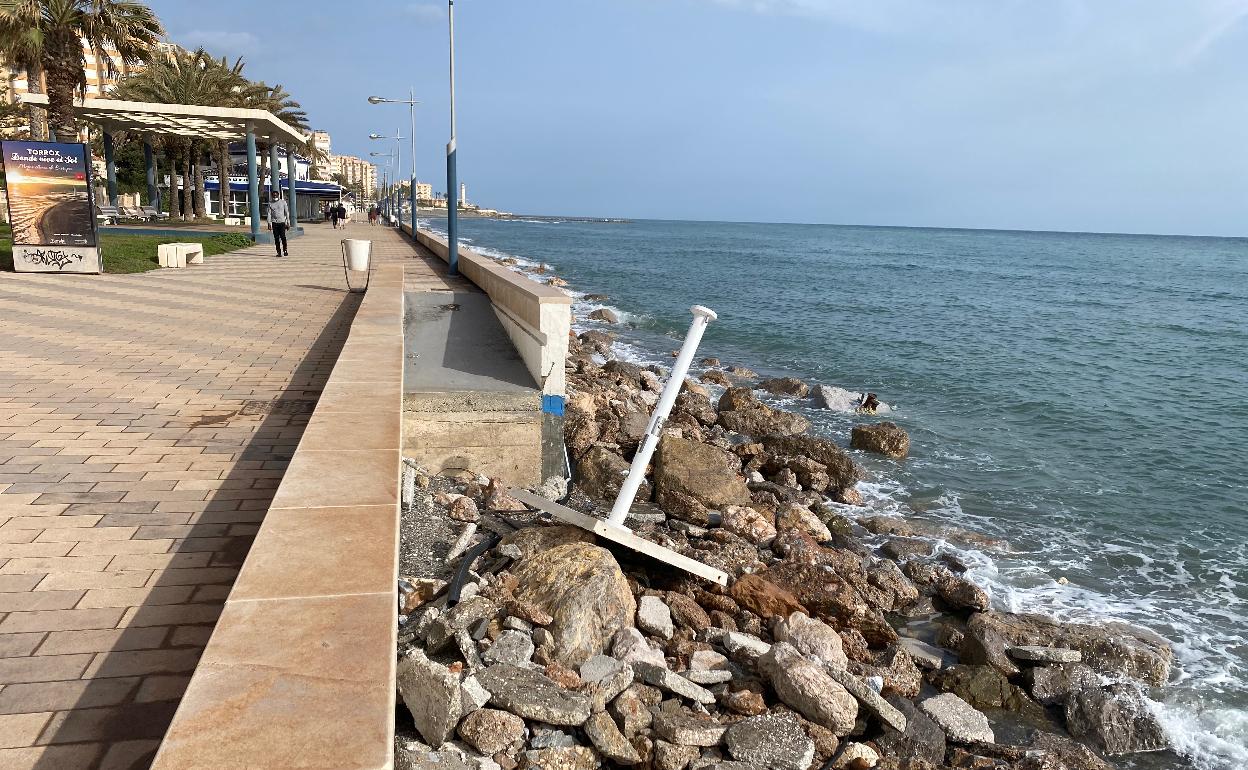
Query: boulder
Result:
<box><xmin>666</xmin><ymin>592</ymin><xmax>712</xmax><ymax>634</ymax></box>
<box><xmin>1064</xmin><ymin>682</ymin><xmax>1168</xmax><ymax>755</ymax></box>
<box><xmin>757</xmin><ymin>642</ymin><xmax>858</xmax><ymax>734</ymax></box>
<box><xmin>930</xmin><ymin>569</ymin><xmax>989</xmax><ymax>612</ymax></box>
<box><xmin>578</xmin><ymin>330</ymin><xmax>614</xmax><ymax>354</ymax></box>
<box><xmin>633</xmin><ymin>660</ymin><xmax>717</xmax><ymax>705</ymax></box>
<box><xmin>653</xmin><ymin>740</ymin><xmax>699</xmax><ymax>770</ymax></box>
<box><xmin>476</xmin><ymin>664</ymin><xmax>592</xmax><ymax>726</ymax></box>
<box><xmin>397</xmin><ymin>649</ymin><xmax>484</xmax><ymax>747</ymax></box>
<box><xmin>775</xmin><ymin>503</ymin><xmax>832</xmax><ymax>540</ymax></box>
<box><xmin>773</xmin><ymin>611</ymin><xmax>848</xmax><ymax>671</ymax></box>
<box><xmin>850</xmin><ymin>422</ymin><xmax>910</xmax><ymax>459</ymax></box>
<box><xmin>968</xmin><ymin>611</ymin><xmax>1172</xmax><ymax>685</ymax></box>
<box><xmin>576</xmin><ymin>446</ymin><xmax>649</xmax><ymax>500</ymax></box>
<box><xmin>717</xmin><ymin>388</ymin><xmax>811</xmax><ymax>438</ymax></box>
<box><xmin>757</xmin><ymin>377</ymin><xmax>810</xmax><ymax>398</ymax></box>
<box><xmin>497</xmin><ymin>525</ymin><xmax>594</xmax><ymax>564</ymax></box>
<box><xmin>653</xmin><ymin>434</ymin><xmax>752</xmax><ymax>524</ymax></box>
<box><xmin>758</xmin><ymin>435</ymin><xmax>862</xmax><ymax>493</ymax></box>
<box><xmin>583</xmin><ymin>711</ymin><xmax>642</xmax><ymax>764</ymax></box>
<box><xmin>1009</xmin><ymin>645</ymin><xmax>1082</xmax><ymax>664</ymax></box>
<box><xmin>928</xmin><ymin>664</ymin><xmax>1045</xmax><ymax>719</ymax></box>
<box><xmin>917</xmin><ymin>693</ymin><xmax>994</xmax><ymax>744</ymax></box>
<box><xmin>813</xmin><ymin>385</ymin><xmax>861</xmax><ymax>412</ymax></box>
<box><xmin>701</xmin><ymin>370</ymin><xmax>732</xmax><ymax>387</ymax></box>
<box><xmin>1026</xmin><ymin>662</ymin><xmax>1100</xmax><ymax>706</ymax></box>
<box><xmin>898</xmin><ymin>637</ymin><xmax>957</xmax><ymax>671</ymax></box>
<box><xmin>482</xmin><ymin>629</ymin><xmax>535</xmax><ymax>667</ymax></box>
<box><xmin>1025</xmin><ymin>730</ymin><xmax>1116</xmax><ymax>770</ymax></box>
<box><xmin>511</xmin><ymin>542</ymin><xmax>636</xmax><ymax>667</ymax></box>
<box><xmin>589</xmin><ymin>308</ymin><xmax>619</xmax><ymax>324</ymax></box>
<box><xmin>610</xmin><ymin>683</ymin><xmax>661</xmax><ymax>737</ymax></box>
<box><xmin>611</xmin><ymin>627</ymin><xmax>668</xmax><ymax>668</ymax></box>
<box><xmin>637</xmin><ymin>595</ymin><xmax>675</xmax><ymax>640</ymax></box>
<box><xmin>875</xmin><ymin>646</ymin><xmax>923</xmax><ymax>699</ymax></box>
<box><xmin>721</xmin><ymin>506</ymin><xmax>777</xmax><ymax>546</ymax></box>
<box><xmin>875</xmin><ymin>696</ymin><xmax>946</xmax><ymax>764</ymax></box>
<box><xmin>457</xmin><ymin>708</ymin><xmax>524</xmax><ymax>755</ymax></box>
<box><xmin>959</xmin><ymin>615</ymin><xmax>1020</xmax><ymax>677</ymax></box>
<box><xmin>652</xmin><ymin>705</ymin><xmax>727</xmax><ymax>747</ymax></box>
<box><xmin>729</xmin><ymin>574</ymin><xmax>808</xmax><ymax>621</ymax></box>
<box><xmin>724</xmin><ymin>711</ymin><xmax>815</xmax><ymax>770</ymax></box>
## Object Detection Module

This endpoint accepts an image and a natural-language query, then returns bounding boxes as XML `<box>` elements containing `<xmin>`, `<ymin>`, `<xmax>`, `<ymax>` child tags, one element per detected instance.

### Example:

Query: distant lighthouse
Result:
<box><xmin>459</xmin><ymin>182</ymin><xmax>467</xmax><ymax>206</ymax></box>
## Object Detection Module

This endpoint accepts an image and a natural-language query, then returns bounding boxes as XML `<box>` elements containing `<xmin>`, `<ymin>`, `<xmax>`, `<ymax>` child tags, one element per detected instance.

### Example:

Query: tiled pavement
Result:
<box><xmin>0</xmin><ymin>220</ymin><xmax>423</xmax><ymax>769</ymax></box>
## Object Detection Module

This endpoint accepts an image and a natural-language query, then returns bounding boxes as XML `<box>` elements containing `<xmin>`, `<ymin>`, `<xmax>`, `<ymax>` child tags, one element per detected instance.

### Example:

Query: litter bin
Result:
<box><xmin>341</xmin><ymin>239</ymin><xmax>373</xmax><ymax>292</ymax></box>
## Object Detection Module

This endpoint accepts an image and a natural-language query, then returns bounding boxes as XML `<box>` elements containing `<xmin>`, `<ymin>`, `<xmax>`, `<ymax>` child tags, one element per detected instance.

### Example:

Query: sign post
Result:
<box><xmin>2</xmin><ymin>140</ymin><xmax>102</xmax><ymax>273</ymax></box>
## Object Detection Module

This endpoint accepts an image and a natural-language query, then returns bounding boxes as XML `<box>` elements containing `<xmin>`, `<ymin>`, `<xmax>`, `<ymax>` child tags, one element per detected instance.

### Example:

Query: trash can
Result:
<box><xmin>340</xmin><ymin>239</ymin><xmax>373</xmax><ymax>292</ymax></box>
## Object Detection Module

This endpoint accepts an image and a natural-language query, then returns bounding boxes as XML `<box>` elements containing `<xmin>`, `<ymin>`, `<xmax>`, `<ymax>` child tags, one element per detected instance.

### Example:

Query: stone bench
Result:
<box><xmin>157</xmin><ymin>242</ymin><xmax>205</xmax><ymax>268</ymax></box>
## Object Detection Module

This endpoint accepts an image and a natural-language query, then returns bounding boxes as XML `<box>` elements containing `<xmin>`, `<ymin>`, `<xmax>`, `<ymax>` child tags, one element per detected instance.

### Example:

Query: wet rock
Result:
<box><xmin>970</xmin><ymin>610</ymin><xmax>1172</xmax><ymax>685</ymax></box>
<box><xmin>717</xmin><ymin>388</ymin><xmax>811</xmax><ymax>437</ymax></box>
<box><xmin>850</xmin><ymin>422</ymin><xmax>910</xmax><ymax>459</ymax></box>
<box><xmin>589</xmin><ymin>308</ymin><xmax>620</xmax><ymax>324</ymax></box>
<box><xmin>653</xmin><ymin>740</ymin><xmax>700</xmax><ymax>770</ymax></box>
<box><xmin>721</xmin><ymin>505</ymin><xmax>777</xmax><ymax>546</ymax></box>
<box><xmin>1025</xmin><ymin>730</ymin><xmax>1116</xmax><ymax>770</ymax></box>
<box><xmin>917</xmin><ymin>693</ymin><xmax>994</xmax><ymax>744</ymax></box>
<box><xmin>483</xmin><ymin>629</ymin><xmax>535</xmax><ymax>667</ymax></box>
<box><xmin>1009</xmin><ymin>645</ymin><xmax>1082</xmax><ymax>664</ymax></box>
<box><xmin>654</xmin><ymin>434</ymin><xmax>752</xmax><ymax>523</ymax></box>
<box><xmin>653</xmin><ymin>704</ymin><xmax>727</xmax><ymax>746</ymax></box>
<box><xmin>638</xmin><ymin>595</ymin><xmax>675</xmax><ymax>640</ymax></box>
<box><xmin>729</xmin><ymin>574</ymin><xmax>807</xmax><ymax>621</ymax></box>
<box><xmin>757</xmin><ymin>377</ymin><xmax>811</xmax><ymax>398</ymax></box>
<box><xmin>634</xmin><ymin>660</ymin><xmax>717</xmax><ymax>705</ymax></box>
<box><xmin>758</xmin><ymin>642</ymin><xmax>858</xmax><ymax>734</ymax></box>
<box><xmin>959</xmin><ymin>616</ymin><xmax>1020</xmax><ymax>678</ymax></box>
<box><xmin>457</xmin><ymin>708</ymin><xmax>524</xmax><ymax>755</ymax></box>
<box><xmin>518</xmin><ymin>746</ymin><xmax>599</xmax><ymax>770</ymax></box>
<box><xmin>511</xmin><ymin>542</ymin><xmax>636</xmax><ymax>667</ymax></box>
<box><xmin>724</xmin><ymin>711</ymin><xmax>815</xmax><ymax>770</ymax></box>
<box><xmin>476</xmin><ymin>664</ymin><xmax>592</xmax><ymax>726</ymax></box>
<box><xmin>584</xmin><ymin>710</ymin><xmax>642</xmax><ymax>764</ymax></box>
<box><xmin>1026</xmin><ymin>662</ymin><xmax>1100</xmax><ymax>706</ymax></box>
<box><xmin>397</xmin><ymin>649</ymin><xmax>485</xmax><ymax>747</ymax></box>
<box><xmin>1064</xmin><ymin>682</ymin><xmax>1168</xmax><ymax>755</ymax></box>
<box><xmin>701</xmin><ymin>370</ymin><xmax>732</xmax><ymax>387</ymax></box>
<box><xmin>880</xmin><ymin>538</ymin><xmax>933</xmax><ymax>562</ymax></box>
<box><xmin>931</xmin><ymin>570</ymin><xmax>990</xmax><ymax>613</ymax></box>
<box><xmin>773</xmin><ymin>611</ymin><xmax>848</xmax><ymax>671</ymax></box>
<box><xmin>576</xmin><ymin>446</ymin><xmax>649</xmax><ymax>500</ymax></box>
<box><xmin>612</xmin><ymin>627</ymin><xmax>668</xmax><ymax>668</ymax></box>
<box><xmin>578</xmin><ymin>330</ymin><xmax>614</xmax><ymax>354</ymax></box>
<box><xmin>928</xmin><ymin>664</ymin><xmax>1045</xmax><ymax>718</ymax></box>
<box><xmin>758</xmin><ymin>434</ymin><xmax>862</xmax><ymax>493</ymax></box>
<box><xmin>875</xmin><ymin>696</ymin><xmax>946</xmax><ymax>765</ymax></box>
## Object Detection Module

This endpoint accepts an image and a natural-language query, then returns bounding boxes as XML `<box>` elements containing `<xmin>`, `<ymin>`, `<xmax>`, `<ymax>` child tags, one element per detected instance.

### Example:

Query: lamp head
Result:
<box><xmin>367</xmin><ymin>96</ymin><xmax>386</xmax><ymax>104</ymax></box>
<box><xmin>368</xmin><ymin>133</ymin><xmax>383</xmax><ymax>139</ymax></box>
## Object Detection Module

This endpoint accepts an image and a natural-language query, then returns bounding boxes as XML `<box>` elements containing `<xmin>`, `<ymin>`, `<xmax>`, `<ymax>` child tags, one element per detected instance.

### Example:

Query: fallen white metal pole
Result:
<box><xmin>607</xmin><ymin>304</ymin><xmax>718</xmax><ymax>526</ymax></box>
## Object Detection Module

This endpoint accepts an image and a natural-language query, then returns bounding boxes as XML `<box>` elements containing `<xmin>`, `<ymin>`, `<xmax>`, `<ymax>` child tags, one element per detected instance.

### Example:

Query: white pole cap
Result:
<box><xmin>691</xmin><ymin>305</ymin><xmax>718</xmax><ymax>321</ymax></box>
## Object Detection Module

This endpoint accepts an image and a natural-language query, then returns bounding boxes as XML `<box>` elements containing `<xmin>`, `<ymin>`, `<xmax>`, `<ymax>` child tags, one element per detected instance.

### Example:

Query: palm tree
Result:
<box><xmin>0</xmin><ymin>0</ymin><xmax>163</xmax><ymax>141</ymax></box>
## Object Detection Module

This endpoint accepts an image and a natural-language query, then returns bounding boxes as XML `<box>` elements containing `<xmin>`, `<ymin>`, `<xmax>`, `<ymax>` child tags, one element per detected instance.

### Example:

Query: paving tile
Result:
<box><xmin>268</xmin><ymin>449</ymin><xmax>399</xmax><ymax>509</ymax></box>
<box><xmin>0</xmin><ymin>743</ymin><xmax>103</xmax><ymax>768</ymax></box>
<box><xmin>0</xmin><ymin>654</ymin><xmax>93</xmax><ymax>684</ymax></box>
<box><xmin>36</xmin><ymin>701</ymin><xmax>179</xmax><ymax>744</ymax></box>
<box><xmin>76</xmin><ymin>586</ymin><xmax>194</xmax><ymax>609</ymax></box>
<box><xmin>34</xmin><ymin>571</ymin><xmax>150</xmax><ymax>591</ymax></box>
<box><xmin>133</xmin><ymin>675</ymin><xmax>190</xmax><ymax>704</ymax></box>
<box><xmin>0</xmin><ymin>576</ymin><xmax>43</xmax><ymax>594</ymax></box>
<box><xmin>0</xmin><ymin>713</ymin><xmax>52</xmax><ymax>749</ymax></box>
<box><xmin>0</xmin><ymin>591</ymin><xmax>83</xmax><ymax>613</ymax></box>
<box><xmin>0</xmin><ymin>677</ymin><xmax>140</xmax><ymax>715</ymax></box>
<box><xmin>35</xmin><ymin>627</ymin><xmax>169</xmax><ymax>656</ymax></box>
<box><xmin>0</xmin><ymin>609</ymin><xmax>124</xmax><ymax>634</ymax></box>
<box><xmin>0</xmin><ymin>635</ymin><xmax>46</xmax><ymax>660</ymax></box>
<box><xmin>98</xmin><ymin>739</ymin><xmax>160</xmax><ymax>770</ymax></box>
<box><xmin>118</xmin><ymin>603</ymin><xmax>221</xmax><ymax>628</ymax></box>
<box><xmin>83</xmin><ymin>648</ymin><xmax>201</xmax><ymax>679</ymax></box>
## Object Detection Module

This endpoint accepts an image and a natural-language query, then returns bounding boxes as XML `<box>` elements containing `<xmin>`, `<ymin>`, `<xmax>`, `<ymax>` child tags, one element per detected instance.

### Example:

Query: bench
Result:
<box><xmin>157</xmin><ymin>242</ymin><xmax>204</xmax><ymax>268</ymax></box>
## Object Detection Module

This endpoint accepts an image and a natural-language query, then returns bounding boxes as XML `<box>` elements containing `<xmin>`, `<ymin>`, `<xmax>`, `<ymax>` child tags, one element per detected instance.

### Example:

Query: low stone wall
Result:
<box><xmin>151</xmin><ymin>265</ymin><xmax>405</xmax><ymax>769</ymax></box>
<box><xmin>402</xmin><ymin>224</ymin><xmax>572</xmax><ymax>413</ymax></box>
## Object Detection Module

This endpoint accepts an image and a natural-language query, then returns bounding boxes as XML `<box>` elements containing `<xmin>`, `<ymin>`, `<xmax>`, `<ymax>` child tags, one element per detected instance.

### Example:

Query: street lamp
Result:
<box><xmin>369</xmin><ymin>133</ymin><xmax>404</xmax><ymax>227</ymax></box>
<box><xmin>370</xmin><ymin>150</ymin><xmax>397</xmax><ymax>221</ymax></box>
<box><xmin>446</xmin><ymin>0</ymin><xmax>459</xmax><ymax>275</ymax></box>
<box><xmin>368</xmin><ymin>92</ymin><xmax>420</xmax><ymax>237</ymax></box>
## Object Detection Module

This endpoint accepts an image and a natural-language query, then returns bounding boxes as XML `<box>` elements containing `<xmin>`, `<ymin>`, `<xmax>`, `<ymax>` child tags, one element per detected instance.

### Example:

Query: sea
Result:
<box><xmin>420</xmin><ymin>215</ymin><xmax>1247</xmax><ymax>769</ymax></box>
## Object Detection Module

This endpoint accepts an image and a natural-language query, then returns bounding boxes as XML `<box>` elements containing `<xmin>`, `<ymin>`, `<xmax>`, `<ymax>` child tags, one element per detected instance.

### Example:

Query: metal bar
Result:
<box><xmin>103</xmin><ymin>130</ymin><xmax>117</xmax><ymax>207</ymax></box>
<box><xmin>143</xmin><ymin>137</ymin><xmax>157</xmax><ymax>210</ymax></box>
<box><xmin>285</xmin><ymin>144</ymin><xmax>298</xmax><ymax>229</ymax></box>
<box><xmin>447</xmin><ymin>0</ymin><xmax>459</xmax><ymax>276</ymax></box>
<box><xmin>245</xmin><ymin>123</ymin><xmax>260</xmax><ymax>241</ymax></box>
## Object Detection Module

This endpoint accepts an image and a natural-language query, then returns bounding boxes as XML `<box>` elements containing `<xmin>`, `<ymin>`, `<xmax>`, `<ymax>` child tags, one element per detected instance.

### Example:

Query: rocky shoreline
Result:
<box><xmin>392</xmin><ymin>310</ymin><xmax>1177</xmax><ymax>769</ymax></box>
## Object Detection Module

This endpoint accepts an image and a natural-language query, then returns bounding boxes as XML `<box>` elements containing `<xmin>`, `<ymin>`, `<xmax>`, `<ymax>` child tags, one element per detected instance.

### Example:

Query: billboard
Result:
<box><xmin>2</xmin><ymin>140</ymin><xmax>102</xmax><ymax>273</ymax></box>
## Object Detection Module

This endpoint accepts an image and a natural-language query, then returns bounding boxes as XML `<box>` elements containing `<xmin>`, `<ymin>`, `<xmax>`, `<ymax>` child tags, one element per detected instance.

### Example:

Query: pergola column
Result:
<box><xmin>143</xmin><ymin>137</ymin><xmax>158</xmax><ymax>210</ymax></box>
<box><xmin>268</xmin><ymin>143</ymin><xmax>280</xmax><ymax>203</ymax></box>
<box><xmin>285</xmin><ymin>144</ymin><xmax>297</xmax><ymax>229</ymax></box>
<box><xmin>246</xmin><ymin>122</ymin><xmax>261</xmax><ymax>241</ymax></box>
<box><xmin>102</xmin><ymin>130</ymin><xmax>118</xmax><ymax>207</ymax></box>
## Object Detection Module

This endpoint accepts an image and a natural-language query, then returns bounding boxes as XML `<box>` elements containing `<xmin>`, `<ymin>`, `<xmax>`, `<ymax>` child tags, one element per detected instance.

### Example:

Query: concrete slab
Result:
<box><xmin>404</xmin><ymin>291</ymin><xmax>538</xmax><ymax>396</ymax></box>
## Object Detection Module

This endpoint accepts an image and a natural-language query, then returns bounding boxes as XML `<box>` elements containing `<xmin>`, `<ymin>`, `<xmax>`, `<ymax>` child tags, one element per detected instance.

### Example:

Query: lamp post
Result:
<box><xmin>369</xmin><ymin>132</ymin><xmax>404</xmax><ymax>227</ymax></box>
<box><xmin>370</xmin><ymin>150</ymin><xmax>397</xmax><ymax>222</ymax></box>
<box><xmin>446</xmin><ymin>0</ymin><xmax>459</xmax><ymax>275</ymax></box>
<box><xmin>368</xmin><ymin>92</ymin><xmax>420</xmax><ymax>237</ymax></box>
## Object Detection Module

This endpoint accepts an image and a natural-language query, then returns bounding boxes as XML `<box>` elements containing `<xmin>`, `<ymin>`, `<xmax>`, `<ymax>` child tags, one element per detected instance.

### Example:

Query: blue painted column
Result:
<box><xmin>245</xmin><ymin>123</ymin><xmax>261</xmax><ymax>242</ymax></box>
<box><xmin>285</xmin><ymin>144</ymin><xmax>298</xmax><ymax>229</ymax></box>
<box><xmin>447</xmin><ymin>140</ymin><xmax>458</xmax><ymax>275</ymax></box>
<box><xmin>143</xmin><ymin>138</ymin><xmax>157</xmax><ymax>210</ymax></box>
<box><xmin>267</xmin><ymin>143</ymin><xmax>280</xmax><ymax>205</ymax></box>
<box><xmin>102</xmin><ymin>130</ymin><xmax>117</xmax><ymax>207</ymax></box>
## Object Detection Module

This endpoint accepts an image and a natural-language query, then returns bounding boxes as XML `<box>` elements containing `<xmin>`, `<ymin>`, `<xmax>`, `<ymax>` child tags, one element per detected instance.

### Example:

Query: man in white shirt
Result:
<box><xmin>268</xmin><ymin>191</ymin><xmax>290</xmax><ymax>257</ymax></box>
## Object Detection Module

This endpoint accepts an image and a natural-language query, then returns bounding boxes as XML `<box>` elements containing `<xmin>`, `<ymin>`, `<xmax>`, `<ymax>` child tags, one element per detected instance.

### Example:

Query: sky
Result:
<box><xmin>149</xmin><ymin>0</ymin><xmax>1248</xmax><ymax>235</ymax></box>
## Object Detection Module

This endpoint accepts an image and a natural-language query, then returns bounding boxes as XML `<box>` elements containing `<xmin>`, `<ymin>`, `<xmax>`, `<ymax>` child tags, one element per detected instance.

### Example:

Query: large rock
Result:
<box><xmin>875</xmin><ymin>696</ymin><xmax>946</xmax><ymax>764</ymax></box>
<box><xmin>397</xmin><ymin>649</ymin><xmax>486</xmax><ymax>747</ymax></box>
<box><xmin>917</xmin><ymin>693</ymin><xmax>994</xmax><ymax>744</ymax></box>
<box><xmin>1026</xmin><ymin>662</ymin><xmax>1100</xmax><ymax>706</ymax></box>
<box><xmin>589</xmin><ymin>308</ymin><xmax>619</xmax><ymax>324</ymax></box>
<box><xmin>968</xmin><ymin>611</ymin><xmax>1172</xmax><ymax>685</ymax></box>
<box><xmin>757</xmin><ymin>642</ymin><xmax>858</xmax><ymax>735</ymax></box>
<box><xmin>724</xmin><ymin>711</ymin><xmax>814</xmax><ymax>770</ymax></box>
<box><xmin>519</xmin><ymin>746</ymin><xmax>600</xmax><ymax>770</ymax></box>
<box><xmin>1026</xmin><ymin>730</ymin><xmax>1116</xmax><ymax>770</ymax></box>
<box><xmin>497</xmin><ymin>525</ymin><xmax>594</xmax><ymax>563</ymax></box>
<box><xmin>633</xmin><ymin>660</ymin><xmax>716</xmax><ymax>705</ymax></box>
<box><xmin>823</xmin><ymin>666</ymin><xmax>907</xmax><ymax>732</ymax></box>
<box><xmin>576</xmin><ymin>446</ymin><xmax>649</xmax><ymax>500</ymax></box>
<box><xmin>775</xmin><ymin>503</ymin><xmax>832</xmax><ymax>541</ymax></box>
<box><xmin>850</xmin><ymin>422</ymin><xmax>910</xmax><ymax>459</ymax></box>
<box><xmin>511</xmin><ymin>542</ymin><xmax>636</xmax><ymax>667</ymax></box>
<box><xmin>773</xmin><ymin>611</ymin><xmax>848</xmax><ymax>671</ymax></box>
<box><xmin>717</xmin><ymin>388</ymin><xmax>810</xmax><ymax>437</ymax></box>
<box><xmin>758</xmin><ymin>434</ymin><xmax>862</xmax><ymax>493</ymax></box>
<box><xmin>721</xmin><ymin>505</ymin><xmax>777</xmax><ymax>546</ymax></box>
<box><xmin>653</xmin><ymin>434</ymin><xmax>751</xmax><ymax>524</ymax></box>
<box><xmin>729</xmin><ymin>574</ymin><xmax>807</xmax><ymax>621</ymax></box>
<box><xmin>928</xmin><ymin>664</ymin><xmax>1045</xmax><ymax>718</ymax></box>
<box><xmin>457</xmin><ymin>708</ymin><xmax>524</xmax><ymax>755</ymax></box>
<box><xmin>637</xmin><ymin>595</ymin><xmax>674</xmax><ymax>640</ymax></box>
<box><xmin>476</xmin><ymin>663</ymin><xmax>592</xmax><ymax>725</ymax></box>
<box><xmin>652</xmin><ymin>705</ymin><xmax>727</xmax><ymax>747</ymax></box>
<box><xmin>757</xmin><ymin>377</ymin><xmax>810</xmax><ymax>398</ymax></box>
<box><xmin>583</xmin><ymin>710</ymin><xmax>642</xmax><ymax>764</ymax></box>
<box><xmin>1064</xmin><ymin>682</ymin><xmax>1168</xmax><ymax>755</ymax></box>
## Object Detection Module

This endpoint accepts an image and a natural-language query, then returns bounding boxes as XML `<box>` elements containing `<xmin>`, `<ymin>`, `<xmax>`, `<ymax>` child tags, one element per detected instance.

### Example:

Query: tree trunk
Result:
<box><xmin>43</xmin><ymin>36</ymin><xmax>82</xmax><ymax>141</ymax></box>
<box><xmin>216</xmin><ymin>140</ymin><xmax>231</xmax><ymax>217</ymax></box>
<box><xmin>193</xmin><ymin>143</ymin><xmax>207</xmax><ymax>217</ymax></box>
<box><xmin>24</xmin><ymin>62</ymin><xmax>48</xmax><ymax>141</ymax></box>
<box><xmin>180</xmin><ymin>145</ymin><xmax>192</xmax><ymax>220</ymax></box>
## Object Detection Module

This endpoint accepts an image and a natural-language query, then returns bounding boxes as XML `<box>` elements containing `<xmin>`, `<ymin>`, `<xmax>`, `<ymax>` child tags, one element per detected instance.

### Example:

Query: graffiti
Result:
<box><xmin>20</xmin><ymin>248</ymin><xmax>80</xmax><ymax>270</ymax></box>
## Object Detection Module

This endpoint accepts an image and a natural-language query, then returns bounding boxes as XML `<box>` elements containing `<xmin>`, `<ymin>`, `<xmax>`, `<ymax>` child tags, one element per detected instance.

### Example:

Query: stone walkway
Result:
<box><xmin>0</xmin><ymin>220</ymin><xmax>420</xmax><ymax>769</ymax></box>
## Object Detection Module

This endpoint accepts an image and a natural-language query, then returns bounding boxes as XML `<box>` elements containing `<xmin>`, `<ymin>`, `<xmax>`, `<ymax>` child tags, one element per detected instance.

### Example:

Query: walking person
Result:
<box><xmin>336</xmin><ymin>202</ymin><xmax>348</xmax><ymax>228</ymax></box>
<box><xmin>329</xmin><ymin>202</ymin><xmax>340</xmax><ymax>229</ymax></box>
<box><xmin>268</xmin><ymin>191</ymin><xmax>290</xmax><ymax>257</ymax></box>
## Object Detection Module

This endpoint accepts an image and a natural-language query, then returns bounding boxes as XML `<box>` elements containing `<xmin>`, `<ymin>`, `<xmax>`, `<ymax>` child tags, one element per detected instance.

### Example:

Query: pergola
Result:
<box><xmin>20</xmin><ymin>94</ymin><xmax>307</xmax><ymax>241</ymax></box>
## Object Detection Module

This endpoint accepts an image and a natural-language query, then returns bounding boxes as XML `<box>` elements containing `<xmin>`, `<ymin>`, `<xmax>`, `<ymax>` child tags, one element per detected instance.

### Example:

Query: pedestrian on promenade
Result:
<box><xmin>330</xmin><ymin>202</ymin><xmax>340</xmax><ymax>229</ymax></box>
<box><xmin>268</xmin><ymin>191</ymin><xmax>290</xmax><ymax>257</ymax></box>
<box><xmin>336</xmin><ymin>202</ymin><xmax>348</xmax><ymax>227</ymax></box>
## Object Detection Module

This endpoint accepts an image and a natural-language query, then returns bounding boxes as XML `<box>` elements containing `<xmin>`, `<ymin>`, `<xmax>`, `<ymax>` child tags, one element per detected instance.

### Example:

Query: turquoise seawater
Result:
<box><xmin>424</xmin><ymin>216</ymin><xmax>1247</xmax><ymax>768</ymax></box>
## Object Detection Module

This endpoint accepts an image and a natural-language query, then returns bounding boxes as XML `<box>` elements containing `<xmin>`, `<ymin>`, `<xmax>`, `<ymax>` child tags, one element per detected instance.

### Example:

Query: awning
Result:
<box><xmin>204</xmin><ymin>178</ymin><xmax>345</xmax><ymax>196</ymax></box>
<box><xmin>19</xmin><ymin>94</ymin><xmax>305</xmax><ymax>145</ymax></box>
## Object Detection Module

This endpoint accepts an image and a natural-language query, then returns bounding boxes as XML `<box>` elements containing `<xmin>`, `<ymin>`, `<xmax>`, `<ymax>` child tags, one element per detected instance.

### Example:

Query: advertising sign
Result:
<box><xmin>2</xmin><ymin>140</ymin><xmax>102</xmax><ymax>273</ymax></box>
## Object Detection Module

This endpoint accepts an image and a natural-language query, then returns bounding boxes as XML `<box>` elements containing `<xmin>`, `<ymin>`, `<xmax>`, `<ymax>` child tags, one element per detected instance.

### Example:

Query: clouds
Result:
<box><xmin>174</xmin><ymin>29</ymin><xmax>261</xmax><ymax>58</ymax></box>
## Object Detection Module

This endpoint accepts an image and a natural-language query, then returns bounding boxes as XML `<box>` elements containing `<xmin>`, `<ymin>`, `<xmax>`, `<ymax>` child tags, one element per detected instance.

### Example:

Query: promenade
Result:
<box><xmin>0</xmin><ymin>220</ymin><xmax>419</xmax><ymax>768</ymax></box>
